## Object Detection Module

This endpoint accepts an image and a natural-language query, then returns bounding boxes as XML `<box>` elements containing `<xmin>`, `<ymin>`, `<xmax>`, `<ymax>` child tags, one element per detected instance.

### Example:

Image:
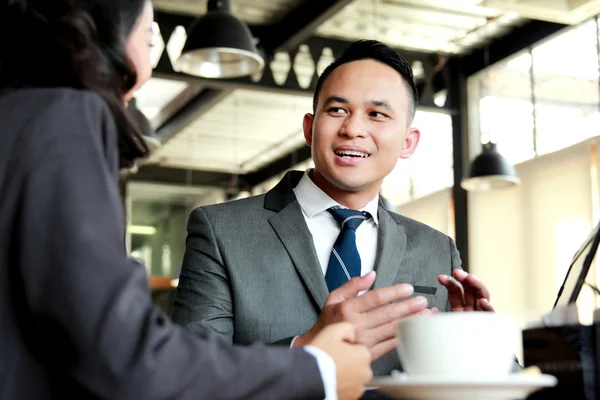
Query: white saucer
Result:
<box><xmin>367</xmin><ymin>373</ymin><xmax>557</xmax><ymax>400</ymax></box>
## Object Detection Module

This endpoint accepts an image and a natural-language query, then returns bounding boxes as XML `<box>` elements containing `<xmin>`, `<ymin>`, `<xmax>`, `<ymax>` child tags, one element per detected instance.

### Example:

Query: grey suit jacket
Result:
<box><xmin>0</xmin><ymin>89</ymin><xmax>325</xmax><ymax>400</ymax></box>
<box><xmin>172</xmin><ymin>170</ymin><xmax>462</xmax><ymax>376</ymax></box>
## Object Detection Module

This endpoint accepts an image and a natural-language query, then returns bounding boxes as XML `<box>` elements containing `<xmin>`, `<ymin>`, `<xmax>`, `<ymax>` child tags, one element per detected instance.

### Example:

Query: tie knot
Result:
<box><xmin>327</xmin><ymin>207</ymin><xmax>370</xmax><ymax>231</ymax></box>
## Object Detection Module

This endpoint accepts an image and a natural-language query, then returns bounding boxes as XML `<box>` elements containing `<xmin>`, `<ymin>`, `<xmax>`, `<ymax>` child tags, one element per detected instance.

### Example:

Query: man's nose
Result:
<box><xmin>339</xmin><ymin>114</ymin><xmax>367</xmax><ymax>138</ymax></box>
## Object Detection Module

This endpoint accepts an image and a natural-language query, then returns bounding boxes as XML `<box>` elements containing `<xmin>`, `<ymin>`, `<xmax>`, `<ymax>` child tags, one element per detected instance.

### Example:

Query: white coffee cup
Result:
<box><xmin>395</xmin><ymin>312</ymin><xmax>519</xmax><ymax>378</ymax></box>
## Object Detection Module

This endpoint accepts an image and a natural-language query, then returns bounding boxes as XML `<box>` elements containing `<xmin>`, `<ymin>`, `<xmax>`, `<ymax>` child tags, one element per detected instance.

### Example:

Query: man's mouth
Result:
<box><xmin>334</xmin><ymin>150</ymin><xmax>370</xmax><ymax>159</ymax></box>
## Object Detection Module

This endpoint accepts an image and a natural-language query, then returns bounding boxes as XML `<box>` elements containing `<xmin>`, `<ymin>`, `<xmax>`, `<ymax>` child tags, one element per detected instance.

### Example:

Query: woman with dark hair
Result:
<box><xmin>0</xmin><ymin>1</ymin><xmax>372</xmax><ymax>399</ymax></box>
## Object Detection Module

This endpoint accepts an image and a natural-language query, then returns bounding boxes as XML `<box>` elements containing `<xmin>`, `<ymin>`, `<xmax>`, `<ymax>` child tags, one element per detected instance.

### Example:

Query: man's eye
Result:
<box><xmin>328</xmin><ymin>107</ymin><xmax>347</xmax><ymax>114</ymax></box>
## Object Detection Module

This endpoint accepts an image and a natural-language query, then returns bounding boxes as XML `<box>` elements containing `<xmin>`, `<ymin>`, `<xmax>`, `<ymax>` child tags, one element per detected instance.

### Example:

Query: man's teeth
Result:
<box><xmin>335</xmin><ymin>150</ymin><xmax>369</xmax><ymax>158</ymax></box>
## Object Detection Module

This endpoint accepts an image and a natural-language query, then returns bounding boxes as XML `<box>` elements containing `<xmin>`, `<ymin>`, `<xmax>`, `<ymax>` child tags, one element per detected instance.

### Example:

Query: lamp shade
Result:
<box><xmin>175</xmin><ymin>0</ymin><xmax>264</xmax><ymax>79</ymax></box>
<box><xmin>461</xmin><ymin>142</ymin><xmax>520</xmax><ymax>192</ymax></box>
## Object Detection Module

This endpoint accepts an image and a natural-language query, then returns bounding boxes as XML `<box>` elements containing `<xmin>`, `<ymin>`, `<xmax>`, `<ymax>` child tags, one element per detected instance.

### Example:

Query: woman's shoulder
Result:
<box><xmin>1</xmin><ymin>87</ymin><xmax>118</xmax><ymax>168</ymax></box>
<box><xmin>1</xmin><ymin>87</ymin><xmax>115</xmax><ymax>141</ymax></box>
<box><xmin>3</xmin><ymin>87</ymin><xmax>110</xmax><ymax>116</ymax></box>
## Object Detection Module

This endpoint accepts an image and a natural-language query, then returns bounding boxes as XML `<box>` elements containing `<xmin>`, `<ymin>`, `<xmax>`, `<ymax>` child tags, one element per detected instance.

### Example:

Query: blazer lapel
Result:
<box><xmin>372</xmin><ymin>206</ymin><xmax>408</xmax><ymax>290</ymax></box>
<box><xmin>269</xmin><ymin>204</ymin><xmax>329</xmax><ymax>309</ymax></box>
<box><xmin>265</xmin><ymin>170</ymin><xmax>329</xmax><ymax>309</ymax></box>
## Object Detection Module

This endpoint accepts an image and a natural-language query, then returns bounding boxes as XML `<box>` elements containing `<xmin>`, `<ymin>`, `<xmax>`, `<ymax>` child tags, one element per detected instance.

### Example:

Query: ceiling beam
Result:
<box><xmin>152</xmin><ymin>33</ymin><xmax>445</xmax><ymax>110</ymax></box>
<box><xmin>149</xmin><ymin>84</ymin><xmax>203</xmax><ymax>130</ymax></box>
<box><xmin>245</xmin><ymin>146</ymin><xmax>312</xmax><ymax>187</ymax></box>
<box><xmin>252</xmin><ymin>0</ymin><xmax>354</xmax><ymax>53</ymax></box>
<box><xmin>460</xmin><ymin>19</ymin><xmax>567</xmax><ymax>77</ymax></box>
<box><xmin>154</xmin><ymin>1</ymin><xmax>354</xmax><ymax>53</ymax></box>
<box><xmin>131</xmin><ymin>165</ymin><xmax>239</xmax><ymax>188</ymax></box>
<box><xmin>155</xmin><ymin>88</ymin><xmax>233</xmax><ymax>143</ymax></box>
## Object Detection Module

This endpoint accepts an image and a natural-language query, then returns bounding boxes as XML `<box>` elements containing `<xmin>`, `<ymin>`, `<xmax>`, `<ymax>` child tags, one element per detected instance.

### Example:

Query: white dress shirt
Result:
<box><xmin>293</xmin><ymin>170</ymin><xmax>381</xmax><ymax>399</ymax></box>
<box><xmin>293</xmin><ymin>169</ymin><xmax>380</xmax><ymax>278</ymax></box>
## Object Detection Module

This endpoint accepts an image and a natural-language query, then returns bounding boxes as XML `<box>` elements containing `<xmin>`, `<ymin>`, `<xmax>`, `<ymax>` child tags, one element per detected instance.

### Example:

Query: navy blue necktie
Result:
<box><xmin>325</xmin><ymin>207</ymin><xmax>371</xmax><ymax>292</ymax></box>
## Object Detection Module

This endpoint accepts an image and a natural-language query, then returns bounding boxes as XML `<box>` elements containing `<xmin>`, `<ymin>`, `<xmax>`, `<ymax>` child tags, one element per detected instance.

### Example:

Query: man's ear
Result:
<box><xmin>399</xmin><ymin>127</ymin><xmax>420</xmax><ymax>159</ymax></box>
<box><xmin>303</xmin><ymin>113</ymin><xmax>315</xmax><ymax>146</ymax></box>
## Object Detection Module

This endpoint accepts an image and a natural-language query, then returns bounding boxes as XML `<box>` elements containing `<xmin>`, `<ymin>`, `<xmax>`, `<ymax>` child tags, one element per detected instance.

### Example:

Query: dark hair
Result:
<box><xmin>313</xmin><ymin>40</ymin><xmax>418</xmax><ymax>119</ymax></box>
<box><xmin>0</xmin><ymin>0</ymin><xmax>150</xmax><ymax>168</ymax></box>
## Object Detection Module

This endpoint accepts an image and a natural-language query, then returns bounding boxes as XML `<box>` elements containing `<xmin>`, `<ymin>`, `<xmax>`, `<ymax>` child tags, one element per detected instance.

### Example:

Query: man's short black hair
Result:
<box><xmin>312</xmin><ymin>40</ymin><xmax>418</xmax><ymax>118</ymax></box>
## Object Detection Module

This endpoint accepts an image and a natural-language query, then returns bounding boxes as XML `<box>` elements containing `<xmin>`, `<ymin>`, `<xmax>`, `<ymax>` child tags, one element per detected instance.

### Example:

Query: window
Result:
<box><xmin>129</xmin><ymin>201</ymin><xmax>187</xmax><ymax>278</ymax></box>
<box><xmin>382</xmin><ymin>110</ymin><xmax>453</xmax><ymax>207</ymax></box>
<box><xmin>532</xmin><ymin>19</ymin><xmax>600</xmax><ymax>155</ymax></box>
<box><xmin>473</xmin><ymin>50</ymin><xmax>536</xmax><ymax>165</ymax></box>
<box><xmin>469</xmin><ymin>18</ymin><xmax>600</xmax><ymax>164</ymax></box>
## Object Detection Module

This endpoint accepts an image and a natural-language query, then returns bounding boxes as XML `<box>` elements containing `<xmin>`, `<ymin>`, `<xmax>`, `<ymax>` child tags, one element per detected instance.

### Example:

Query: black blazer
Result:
<box><xmin>0</xmin><ymin>88</ymin><xmax>325</xmax><ymax>400</ymax></box>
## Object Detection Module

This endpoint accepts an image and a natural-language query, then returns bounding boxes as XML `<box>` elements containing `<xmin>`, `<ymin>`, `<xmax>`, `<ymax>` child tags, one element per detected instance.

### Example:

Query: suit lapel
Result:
<box><xmin>269</xmin><ymin>204</ymin><xmax>329</xmax><ymax>309</ymax></box>
<box><xmin>372</xmin><ymin>206</ymin><xmax>408</xmax><ymax>290</ymax></box>
<box><xmin>265</xmin><ymin>171</ymin><xmax>329</xmax><ymax>309</ymax></box>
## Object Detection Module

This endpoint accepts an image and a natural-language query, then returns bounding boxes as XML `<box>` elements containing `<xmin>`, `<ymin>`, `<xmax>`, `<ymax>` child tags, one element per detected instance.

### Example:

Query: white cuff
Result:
<box><xmin>303</xmin><ymin>345</ymin><xmax>337</xmax><ymax>400</ymax></box>
<box><xmin>290</xmin><ymin>335</ymin><xmax>299</xmax><ymax>348</ymax></box>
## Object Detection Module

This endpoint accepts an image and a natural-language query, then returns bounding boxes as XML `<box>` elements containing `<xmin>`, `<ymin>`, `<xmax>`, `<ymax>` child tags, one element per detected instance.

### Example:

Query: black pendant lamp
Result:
<box><xmin>175</xmin><ymin>0</ymin><xmax>264</xmax><ymax>79</ymax></box>
<box><xmin>461</xmin><ymin>142</ymin><xmax>520</xmax><ymax>192</ymax></box>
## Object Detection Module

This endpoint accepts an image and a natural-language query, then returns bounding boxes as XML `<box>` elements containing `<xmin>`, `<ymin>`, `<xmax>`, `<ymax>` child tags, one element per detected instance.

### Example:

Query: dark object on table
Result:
<box><xmin>523</xmin><ymin>324</ymin><xmax>598</xmax><ymax>400</ymax></box>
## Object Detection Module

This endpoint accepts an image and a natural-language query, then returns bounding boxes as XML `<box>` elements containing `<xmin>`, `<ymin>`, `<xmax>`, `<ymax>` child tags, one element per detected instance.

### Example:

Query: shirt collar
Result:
<box><xmin>293</xmin><ymin>169</ymin><xmax>380</xmax><ymax>225</ymax></box>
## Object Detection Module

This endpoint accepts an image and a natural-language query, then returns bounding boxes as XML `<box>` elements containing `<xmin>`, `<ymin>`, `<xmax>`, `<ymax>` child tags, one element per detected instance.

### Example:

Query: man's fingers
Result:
<box><xmin>326</xmin><ymin>271</ymin><xmax>377</xmax><ymax>305</ymax></box>
<box><xmin>463</xmin><ymin>280</ymin><xmax>475</xmax><ymax>310</ymax></box>
<box><xmin>431</xmin><ymin>307</ymin><xmax>440</xmax><ymax>314</ymax></box>
<box><xmin>369</xmin><ymin>337</ymin><xmax>398</xmax><ymax>361</ymax></box>
<box><xmin>416</xmin><ymin>307</ymin><xmax>433</xmax><ymax>316</ymax></box>
<box><xmin>344</xmin><ymin>283</ymin><xmax>415</xmax><ymax>314</ymax></box>
<box><xmin>464</xmin><ymin>274</ymin><xmax>491</xmax><ymax>301</ymax></box>
<box><xmin>361</xmin><ymin>296</ymin><xmax>428</xmax><ymax>329</ymax></box>
<box><xmin>444</xmin><ymin>271</ymin><xmax>492</xmax><ymax>312</ymax></box>
<box><xmin>321</xmin><ymin>321</ymin><xmax>357</xmax><ymax>343</ymax></box>
<box><xmin>452</xmin><ymin>269</ymin><xmax>474</xmax><ymax>309</ymax></box>
<box><xmin>357</xmin><ymin>298</ymin><xmax>429</xmax><ymax>348</ymax></box>
<box><xmin>452</xmin><ymin>269</ymin><xmax>469</xmax><ymax>282</ymax></box>
<box><xmin>455</xmin><ymin>272</ymin><xmax>491</xmax><ymax>310</ymax></box>
<box><xmin>478</xmin><ymin>298</ymin><xmax>495</xmax><ymax>312</ymax></box>
<box><xmin>438</xmin><ymin>274</ymin><xmax>465</xmax><ymax>310</ymax></box>
<box><xmin>357</xmin><ymin>322</ymin><xmax>396</xmax><ymax>349</ymax></box>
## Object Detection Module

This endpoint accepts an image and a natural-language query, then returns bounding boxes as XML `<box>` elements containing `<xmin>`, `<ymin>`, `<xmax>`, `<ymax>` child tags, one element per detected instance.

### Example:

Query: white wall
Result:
<box><xmin>468</xmin><ymin>140</ymin><xmax>596</xmax><ymax>327</ymax></box>
<box><xmin>397</xmin><ymin>188</ymin><xmax>452</xmax><ymax>237</ymax></box>
<box><xmin>398</xmin><ymin>140</ymin><xmax>599</xmax><ymax>362</ymax></box>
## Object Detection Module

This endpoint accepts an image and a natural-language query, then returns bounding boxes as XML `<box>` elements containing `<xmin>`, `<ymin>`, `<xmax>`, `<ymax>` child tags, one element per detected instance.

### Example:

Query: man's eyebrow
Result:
<box><xmin>370</xmin><ymin>99</ymin><xmax>394</xmax><ymax>112</ymax></box>
<box><xmin>323</xmin><ymin>95</ymin><xmax>348</xmax><ymax>105</ymax></box>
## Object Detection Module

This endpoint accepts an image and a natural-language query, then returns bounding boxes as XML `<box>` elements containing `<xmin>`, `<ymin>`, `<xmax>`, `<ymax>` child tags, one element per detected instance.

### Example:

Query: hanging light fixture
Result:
<box><xmin>461</xmin><ymin>142</ymin><xmax>521</xmax><ymax>192</ymax></box>
<box><xmin>461</xmin><ymin>42</ymin><xmax>521</xmax><ymax>192</ymax></box>
<box><xmin>175</xmin><ymin>0</ymin><xmax>264</xmax><ymax>79</ymax></box>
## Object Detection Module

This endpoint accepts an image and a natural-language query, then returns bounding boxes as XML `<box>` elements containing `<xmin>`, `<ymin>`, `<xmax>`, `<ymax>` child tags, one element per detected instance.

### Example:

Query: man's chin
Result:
<box><xmin>329</xmin><ymin>176</ymin><xmax>373</xmax><ymax>193</ymax></box>
<box><xmin>314</xmin><ymin>168</ymin><xmax>380</xmax><ymax>194</ymax></box>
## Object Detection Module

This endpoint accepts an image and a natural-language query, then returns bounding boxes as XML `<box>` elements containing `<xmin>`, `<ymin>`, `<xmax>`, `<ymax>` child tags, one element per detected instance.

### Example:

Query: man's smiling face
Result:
<box><xmin>303</xmin><ymin>59</ymin><xmax>420</xmax><ymax>197</ymax></box>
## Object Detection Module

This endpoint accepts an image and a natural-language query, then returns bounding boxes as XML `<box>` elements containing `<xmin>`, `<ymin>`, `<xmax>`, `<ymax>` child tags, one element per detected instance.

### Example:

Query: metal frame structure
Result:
<box><xmin>131</xmin><ymin>0</ymin><xmax>569</xmax><ymax>271</ymax></box>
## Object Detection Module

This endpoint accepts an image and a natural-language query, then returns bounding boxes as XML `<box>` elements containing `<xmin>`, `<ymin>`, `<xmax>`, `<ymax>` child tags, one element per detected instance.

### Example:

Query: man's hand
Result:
<box><xmin>309</xmin><ymin>322</ymin><xmax>372</xmax><ymax>400</ymax></box>
<box><xmin>294</xmin><ymin>271</ymin><xmax>429</xmax><ymax>361</ymax></box>
<box><xmin>438</xmin><ymin>269</ymin><xmax>494</xmax><ymax>312</ymax></box>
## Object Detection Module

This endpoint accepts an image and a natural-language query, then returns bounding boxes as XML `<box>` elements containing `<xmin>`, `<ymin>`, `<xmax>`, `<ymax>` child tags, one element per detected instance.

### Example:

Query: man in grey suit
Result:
<box><xmin>172</xmin><ymin>40</ymin><xmax>495</xmax><ymax>376</ymax></box>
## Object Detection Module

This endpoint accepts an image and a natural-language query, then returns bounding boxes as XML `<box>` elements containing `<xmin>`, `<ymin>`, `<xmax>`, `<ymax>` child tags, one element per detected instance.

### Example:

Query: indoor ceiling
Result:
<box><xmin>152</xmin><ymin>0</ymin><xmax>306</xmax><ymax>24</ymax></box>
<box><xmin>130</xmin><ymin>0</ymin><xmax>594</xmax><ymax>204</ymax></box>
<box><xmin>481</xmin><ymin>0</ymin><xmax>600</xmax><ymax>25</ymax></box>
<box><xmin>128</xmin><ymin>181</ymin><xmax>216</xmax><ymax>207</ymax></box>
<box><xmin>144</xmin><ymin>89</ymin><xmax>312</xmax><ymax>173</ymax></box>
<box><xmin>316</xmin><ymin>0</ymin><xmax>523</xmax><ymax>55</ymax></box>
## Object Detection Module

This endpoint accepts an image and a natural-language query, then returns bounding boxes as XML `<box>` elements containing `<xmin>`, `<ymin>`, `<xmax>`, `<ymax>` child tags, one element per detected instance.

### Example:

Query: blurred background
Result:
<box><xmin>127</xmin><ymin>0</ymin><xmax>600</xmax><ymax>331</ymax></box>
